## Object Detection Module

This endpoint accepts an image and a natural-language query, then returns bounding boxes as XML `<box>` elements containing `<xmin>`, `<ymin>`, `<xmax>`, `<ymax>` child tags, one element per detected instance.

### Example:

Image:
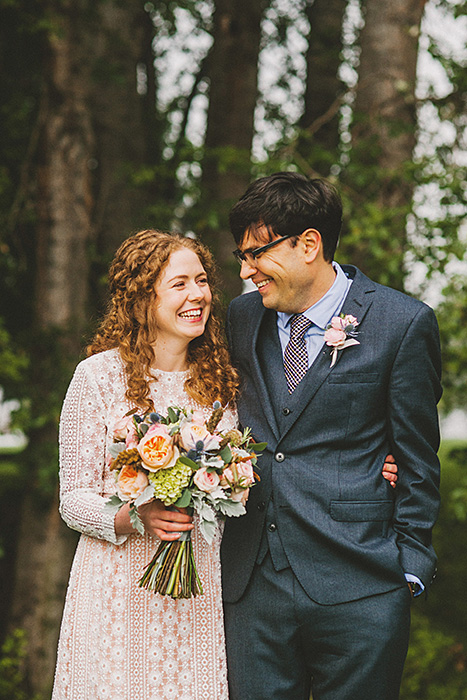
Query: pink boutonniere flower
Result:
<box><xmin>324</xmin><ymin>314</ymin><xmax>360</xmax><ymax>367</ymax></box>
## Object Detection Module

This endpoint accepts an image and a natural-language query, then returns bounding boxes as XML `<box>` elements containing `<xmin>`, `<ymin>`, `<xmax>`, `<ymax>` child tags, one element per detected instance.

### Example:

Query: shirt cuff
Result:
<box><xmin>405</xmin><ymin>573</ymin><xmax>425</xmax><ymax>596</ymax></box>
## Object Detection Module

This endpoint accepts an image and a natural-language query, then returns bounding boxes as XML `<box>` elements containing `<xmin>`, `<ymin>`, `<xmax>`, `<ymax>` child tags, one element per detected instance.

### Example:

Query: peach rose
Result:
<box><xmin>117</xmin><ymin>464</ymin><xmax>149</xmax><ymax>500</ymax></box>
<box><xmin>193</xmin><ymin>467</ymin><xmax>220</xmax><ymax>493</ymax></box>
<box><xmin>179</xmin><ymin>422</ymin><xmax>221</xmax><ymax>452</ymax></box>
<box><xmin>138</xmin><ymin>424</ymin><xmax>179</xmax><ymax>471</ymax></box>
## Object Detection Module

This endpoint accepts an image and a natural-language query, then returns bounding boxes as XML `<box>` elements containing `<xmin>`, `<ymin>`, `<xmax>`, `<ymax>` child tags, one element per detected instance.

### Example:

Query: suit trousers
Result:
<box><xmin>224</xmin><ymin>553</ymin><xmax>411</xmax><ymax>700</ymax></box>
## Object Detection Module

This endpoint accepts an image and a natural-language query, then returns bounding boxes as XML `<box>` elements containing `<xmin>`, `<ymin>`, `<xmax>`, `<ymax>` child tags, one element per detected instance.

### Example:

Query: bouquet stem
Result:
<box><xmin>138</xmin><ymin>530</ymin><xmax>203</xmax><ymax>599</ymax></box>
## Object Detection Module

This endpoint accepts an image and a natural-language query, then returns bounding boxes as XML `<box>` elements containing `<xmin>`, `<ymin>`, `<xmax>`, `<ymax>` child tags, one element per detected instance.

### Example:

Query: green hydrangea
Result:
<box><xmin>148</xmin><ymin>460</ymin><xmax>193</xmax><ymax>505</ymax></box>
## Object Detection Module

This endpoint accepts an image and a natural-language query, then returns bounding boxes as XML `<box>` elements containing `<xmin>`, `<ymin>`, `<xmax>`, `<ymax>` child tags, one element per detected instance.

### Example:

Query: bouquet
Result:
<box><xmin>107</xmin><ymin>402</ymin><xmax>265</xmax><ymax>599</ymax></box>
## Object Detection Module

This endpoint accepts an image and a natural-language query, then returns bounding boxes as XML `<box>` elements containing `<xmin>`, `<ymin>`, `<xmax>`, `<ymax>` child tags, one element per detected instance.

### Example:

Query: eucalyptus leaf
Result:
<box><xmin>251</xmin><ymin>442</ymin><xmax>267</xmax><ymax>453</ymax></box>
<box><xmin>174</xmin><ymin>488</ymin><xmax>192</xmax><ymax>509</ymax></box>
<box><xmin>219</xmin><ymin>445</ymin><xmax>232</xmax><ymax>463</ymax></box>
<box><xmin>139</xmin><ymin>423</ymin><xmax>149</xmax><ymax>436</ymax></box>
<box><xmin>167</xmin><ymin>407</ymin><xmax>179</xmax><ymax>423</ymax></box>
<box><xmin>178</xmin><ymin>455</ymin><xmax>199</xmax><ymax>470</ymax></box>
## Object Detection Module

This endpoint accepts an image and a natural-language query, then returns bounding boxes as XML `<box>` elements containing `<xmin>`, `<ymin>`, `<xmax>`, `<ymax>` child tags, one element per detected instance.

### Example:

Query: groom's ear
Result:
<box><xmin>301</xmin><ymin>228</ymin><xmax>322</xmax><ymax>264</ymax></box>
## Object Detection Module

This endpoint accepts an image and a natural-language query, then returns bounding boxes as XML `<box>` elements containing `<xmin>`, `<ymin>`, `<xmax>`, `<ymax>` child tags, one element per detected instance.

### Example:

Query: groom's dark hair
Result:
<box><xmin>229</xmin><ymin>172</ymin><xmax>343</xmax><ymax>263</ymax></box>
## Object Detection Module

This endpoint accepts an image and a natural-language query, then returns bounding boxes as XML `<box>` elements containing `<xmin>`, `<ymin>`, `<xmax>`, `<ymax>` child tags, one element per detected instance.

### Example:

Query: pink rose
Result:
<box><xmin>179</xmin><ymin>422</ymin><xmax>221</xmax><ymax>452</ymax></box>
<box><xmin>231</xmin><ymin>487</ymin><xmax>250</xmax><ymax>506</ymax></box>
<box><xmin>113</xmin><ymin>415</ymin><xmax>134</xmax><ymax>441</ymax></box>
<box><xmin>220</xmin><ymin>466</ymin><xmax>235</xmax><ymax>487</ymax></box>
<box><xmin>117</xmin><ymin>464</ymin><xmax>149</xmax><ymax>500</ymax></box>
<box><xmin>125</xmin><ymin>423</ymin><xmax>139</xmax><ymax>448</ymax></box>
<box><xmin>330</xmin><ymin>316</ymin><xmax>345</xmax><ymax>331</ymax></box>
<box><xmin>324</xmin><ymin>327</ymin><xmax>346</xmax><ymax>347</ymax></box>
<box><xmin>191</xmin><ymin>410</ymin><xmax>206</xmax><ymax>425</ymax></box>
<box><xmin>236</xmin><ymin>460</ymin><xmax>255</xmax><ymax>486</ymax></box>
<box><xmin>193</xmin><ymin>467</ymin><xmax>220</xmax><ymax>493</ymax></box>
<box><xmin>221</xmin><ymin>461</ymin><xmax>254</xmax><ymax>489</ymax></box>
<box><xmin>138</xmin><ymin>424</ymin><xmax>179</xmax><ymax>471</ymax></box>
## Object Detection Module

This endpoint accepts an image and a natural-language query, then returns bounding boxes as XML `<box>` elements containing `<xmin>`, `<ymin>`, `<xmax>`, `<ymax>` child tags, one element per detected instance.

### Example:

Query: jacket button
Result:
<box><xmin>275</xmin><ymin>452</ymin><xmax>285</xmax><ymax>462</ymax></box>
<box><xmin>282</xmin><ymin>407</ymin><xmax>291</xmax><ymax>416</ymax></box>
<box><xmin>268</xmin><ymin>523</ymin><xmax>276</xmax><ymax>532</ymax></box>
<box><xmin>257</xmin><ymin>502</ymin><xmax>266</xmax><ymax>511</ymax></box>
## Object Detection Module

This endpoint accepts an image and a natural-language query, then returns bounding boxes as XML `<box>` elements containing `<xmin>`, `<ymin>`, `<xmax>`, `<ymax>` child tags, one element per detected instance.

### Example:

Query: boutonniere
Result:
<box><xmin>324</xmin><ymin>314</ymin><xmax>360</xmax><ymax>368</ymax></box>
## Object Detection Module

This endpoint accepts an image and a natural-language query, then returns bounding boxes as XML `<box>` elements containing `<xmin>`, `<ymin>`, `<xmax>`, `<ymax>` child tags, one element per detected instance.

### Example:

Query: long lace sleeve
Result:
<box><xmin>59</xmin><ymin>361</ymin><xmax>128</xmax><ymax>545</ymax></box>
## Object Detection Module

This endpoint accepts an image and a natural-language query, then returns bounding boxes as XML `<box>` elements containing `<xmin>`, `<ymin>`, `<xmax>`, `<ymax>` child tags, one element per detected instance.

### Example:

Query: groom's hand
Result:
<box><xmin>382</xmin><ymin>454</ymin><xmax>398</xmax><ymax>488</ymax></box>
<box><xmin>137</xmin><ymin>500</ymin><xmax>194</xmax><ymax>541</ymax></box>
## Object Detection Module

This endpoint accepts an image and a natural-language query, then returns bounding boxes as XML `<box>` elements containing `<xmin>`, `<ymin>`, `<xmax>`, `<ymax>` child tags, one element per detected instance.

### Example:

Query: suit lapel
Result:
<box><xmin>278</xmin><ymin>266</ymin><xmax>377</xmax><ymax>439</ymax></box>
<box><xmin>246</xmin><ymin>304</ymin><xmax>281</xmax><ymax>441</ymax></box>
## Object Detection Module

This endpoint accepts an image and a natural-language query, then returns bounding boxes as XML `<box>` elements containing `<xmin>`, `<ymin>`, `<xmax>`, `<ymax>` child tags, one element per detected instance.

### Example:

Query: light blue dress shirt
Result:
<box><xmin>276</xmin><ymin>262</ymin><xmax>424</xmax><ymax>596</ymax></box>
<box><xmin>277</xmin><ymin>262</ymin><xmax>352</xmax><ymax>367</ymax></box>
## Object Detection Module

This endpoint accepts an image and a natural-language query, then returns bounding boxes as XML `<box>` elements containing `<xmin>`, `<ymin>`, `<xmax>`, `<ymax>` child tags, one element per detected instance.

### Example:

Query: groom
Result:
<box><xmin>221</xmin><ymin>172</ymin><xmax>441</xmax><ymax>700</ymax></box>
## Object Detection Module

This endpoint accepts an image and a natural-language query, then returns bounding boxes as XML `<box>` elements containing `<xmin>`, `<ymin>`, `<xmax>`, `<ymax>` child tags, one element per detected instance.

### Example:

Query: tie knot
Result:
<box><xmin>289</xmin><ymin>314</ymin><xmax>312</xmax><ymax>340</ymax></box>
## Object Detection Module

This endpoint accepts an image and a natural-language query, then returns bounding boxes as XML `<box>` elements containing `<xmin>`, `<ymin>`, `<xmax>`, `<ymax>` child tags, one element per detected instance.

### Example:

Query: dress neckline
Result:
<box><xmin>151</xmin><ymin>367</ymin><xmax>190</xmax><ymax>378</ymax></box>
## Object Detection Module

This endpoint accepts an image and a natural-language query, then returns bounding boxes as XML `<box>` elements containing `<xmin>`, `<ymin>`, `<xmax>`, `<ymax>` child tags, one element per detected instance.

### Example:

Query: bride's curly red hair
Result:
<box><xmin>87</xmin><ymin>229</ymin><xmax>238</xmax><ymax>411</ymax></box>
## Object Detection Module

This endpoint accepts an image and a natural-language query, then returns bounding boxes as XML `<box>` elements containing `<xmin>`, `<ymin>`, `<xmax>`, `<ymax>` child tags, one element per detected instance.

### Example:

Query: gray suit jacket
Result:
<box><xmin>221</xmin><ymin>265</ymin><xmax>442</xmax><ymax>605</ymax></box>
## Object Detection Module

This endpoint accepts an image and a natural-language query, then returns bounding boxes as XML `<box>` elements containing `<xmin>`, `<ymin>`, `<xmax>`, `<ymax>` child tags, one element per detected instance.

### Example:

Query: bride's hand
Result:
<box><xmin>137</xmin><ymin>500</ymin><xmax>194</xmax><ymax>541</ymax></box>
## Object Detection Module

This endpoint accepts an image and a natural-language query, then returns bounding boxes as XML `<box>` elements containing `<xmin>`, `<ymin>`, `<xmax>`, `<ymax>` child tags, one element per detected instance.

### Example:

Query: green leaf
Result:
<box><xmin>219</xmin><ymin>445</ymin><xmax>232</xmax><ymax>463</ymax></box>
<box><xmin>250</xmin><ymin>442</ymin><xmax>267</xmax><ymax>453</ymax></box>
<box><xmin>174</xmin><ymin>488</ymin><xmax>192</xmax><ymax>508</ymax></box>
<box><xmin>167</xmin><ymin>407</ymin><xmax>179</xmax><ymax>423</ymax></box>
<box><xmin>178</xmin><ymin>455</ymin><xmax>199</xmax><ymax>470</ymax></box>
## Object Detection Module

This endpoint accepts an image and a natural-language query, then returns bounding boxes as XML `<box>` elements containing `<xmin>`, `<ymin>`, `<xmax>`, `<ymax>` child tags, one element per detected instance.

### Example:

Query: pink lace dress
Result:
<box><xmin>52</xmin><ymin>349</ymin><xmax>235</xmax><ymax>700</ymax></box>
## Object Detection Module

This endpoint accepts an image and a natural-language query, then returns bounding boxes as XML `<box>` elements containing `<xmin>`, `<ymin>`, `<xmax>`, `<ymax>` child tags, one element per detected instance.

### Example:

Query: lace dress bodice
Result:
<box><xmin>52</xmin><ymin>348</ymin><xmax>236</xmax><ymax>700</ymax></box>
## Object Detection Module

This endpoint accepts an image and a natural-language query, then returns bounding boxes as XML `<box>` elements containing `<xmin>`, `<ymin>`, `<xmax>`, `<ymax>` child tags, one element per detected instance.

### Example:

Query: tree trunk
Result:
<box><xmin>10</xmin><ymin>5</ymin><xmax>93</xmax><ymax>697</ymax></box>
<box><xmin>299</xmin><ymin>0</ymin><xmax>347</xmax><ymax>176</ymax></box>
<box><xmin>88</xmin><ymin>0</ymin><xmax>152</xmax><ymax>270</ymax></box>
<box><xmin>9</xmin><ymin>2</ymin><xmax>154</xmax><ymax>696</ymax></box>
<box><xmin>343</xmin><ymin>0</ymin><xmax>426</xmax><ymax>289</ymax></box>
<box><xmin>199</xmin><ymin>0</ymin><xmax>268</xmax><ymax>301</ymax></box>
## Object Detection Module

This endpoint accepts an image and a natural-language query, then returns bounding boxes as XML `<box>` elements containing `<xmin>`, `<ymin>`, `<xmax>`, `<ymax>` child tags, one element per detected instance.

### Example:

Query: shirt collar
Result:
<box><xmin>277</xmin><ymin>263</ymin><xmax>352</xmax><ymax>332</ymax></box>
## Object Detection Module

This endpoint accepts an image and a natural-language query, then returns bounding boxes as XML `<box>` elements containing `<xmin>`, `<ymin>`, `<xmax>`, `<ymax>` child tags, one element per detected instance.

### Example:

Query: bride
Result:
<box><xmin>52</xmin><ymin>229</ymin><xmax>238</xmax><ymax>700</ymax></box>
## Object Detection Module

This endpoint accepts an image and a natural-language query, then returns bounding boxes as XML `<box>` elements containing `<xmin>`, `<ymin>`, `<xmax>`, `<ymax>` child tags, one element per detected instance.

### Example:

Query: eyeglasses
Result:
<box><xmin>232</xmin><ymin>233</ymin><xmax>296</xmax><ymax>266</ymax></box>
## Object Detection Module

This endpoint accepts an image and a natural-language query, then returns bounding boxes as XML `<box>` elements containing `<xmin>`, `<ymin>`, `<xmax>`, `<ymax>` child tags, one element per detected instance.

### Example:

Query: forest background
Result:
<box><xmin>0</xmin><ymin>0</ymin><xmax>466</xmax><ymax>698</ymax></box>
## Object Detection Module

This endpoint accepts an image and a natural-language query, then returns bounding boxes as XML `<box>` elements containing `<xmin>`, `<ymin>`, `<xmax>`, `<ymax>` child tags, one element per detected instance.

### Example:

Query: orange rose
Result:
<box><xmin>117</xmin><ymin>464</ymin><xmax>149</xmax><ymax>500</ymax></box>
<box><xmin>138</xmin><ymin>424</ymin><xmax>179</xmax><ymax>471</ymax></box>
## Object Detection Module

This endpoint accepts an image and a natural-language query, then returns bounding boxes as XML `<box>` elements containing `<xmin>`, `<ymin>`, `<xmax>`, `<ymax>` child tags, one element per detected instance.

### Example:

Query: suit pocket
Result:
<box><xmin>328</xmin><ymin>372</ymin><xmax>379</xmax><ymax>384</ymax></box>
<box><xmin>329</xmin><ymin>499</ymin><xmax>394</xmax><ymax>522</ymax></box>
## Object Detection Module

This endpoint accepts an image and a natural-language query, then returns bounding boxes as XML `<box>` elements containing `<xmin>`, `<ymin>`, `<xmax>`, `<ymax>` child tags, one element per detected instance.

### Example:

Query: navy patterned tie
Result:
<box><xmin>283</xmin><ymin>314</ymin><xmax>313</xmax><ymax>393</ymax></box>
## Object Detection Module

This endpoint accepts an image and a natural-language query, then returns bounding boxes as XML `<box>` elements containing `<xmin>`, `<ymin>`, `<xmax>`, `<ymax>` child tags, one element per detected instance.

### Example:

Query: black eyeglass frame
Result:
<box><xmin>232</xmin><ymin>233</ymin><xmax>297</xmax><ymax>265</ymax></box>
